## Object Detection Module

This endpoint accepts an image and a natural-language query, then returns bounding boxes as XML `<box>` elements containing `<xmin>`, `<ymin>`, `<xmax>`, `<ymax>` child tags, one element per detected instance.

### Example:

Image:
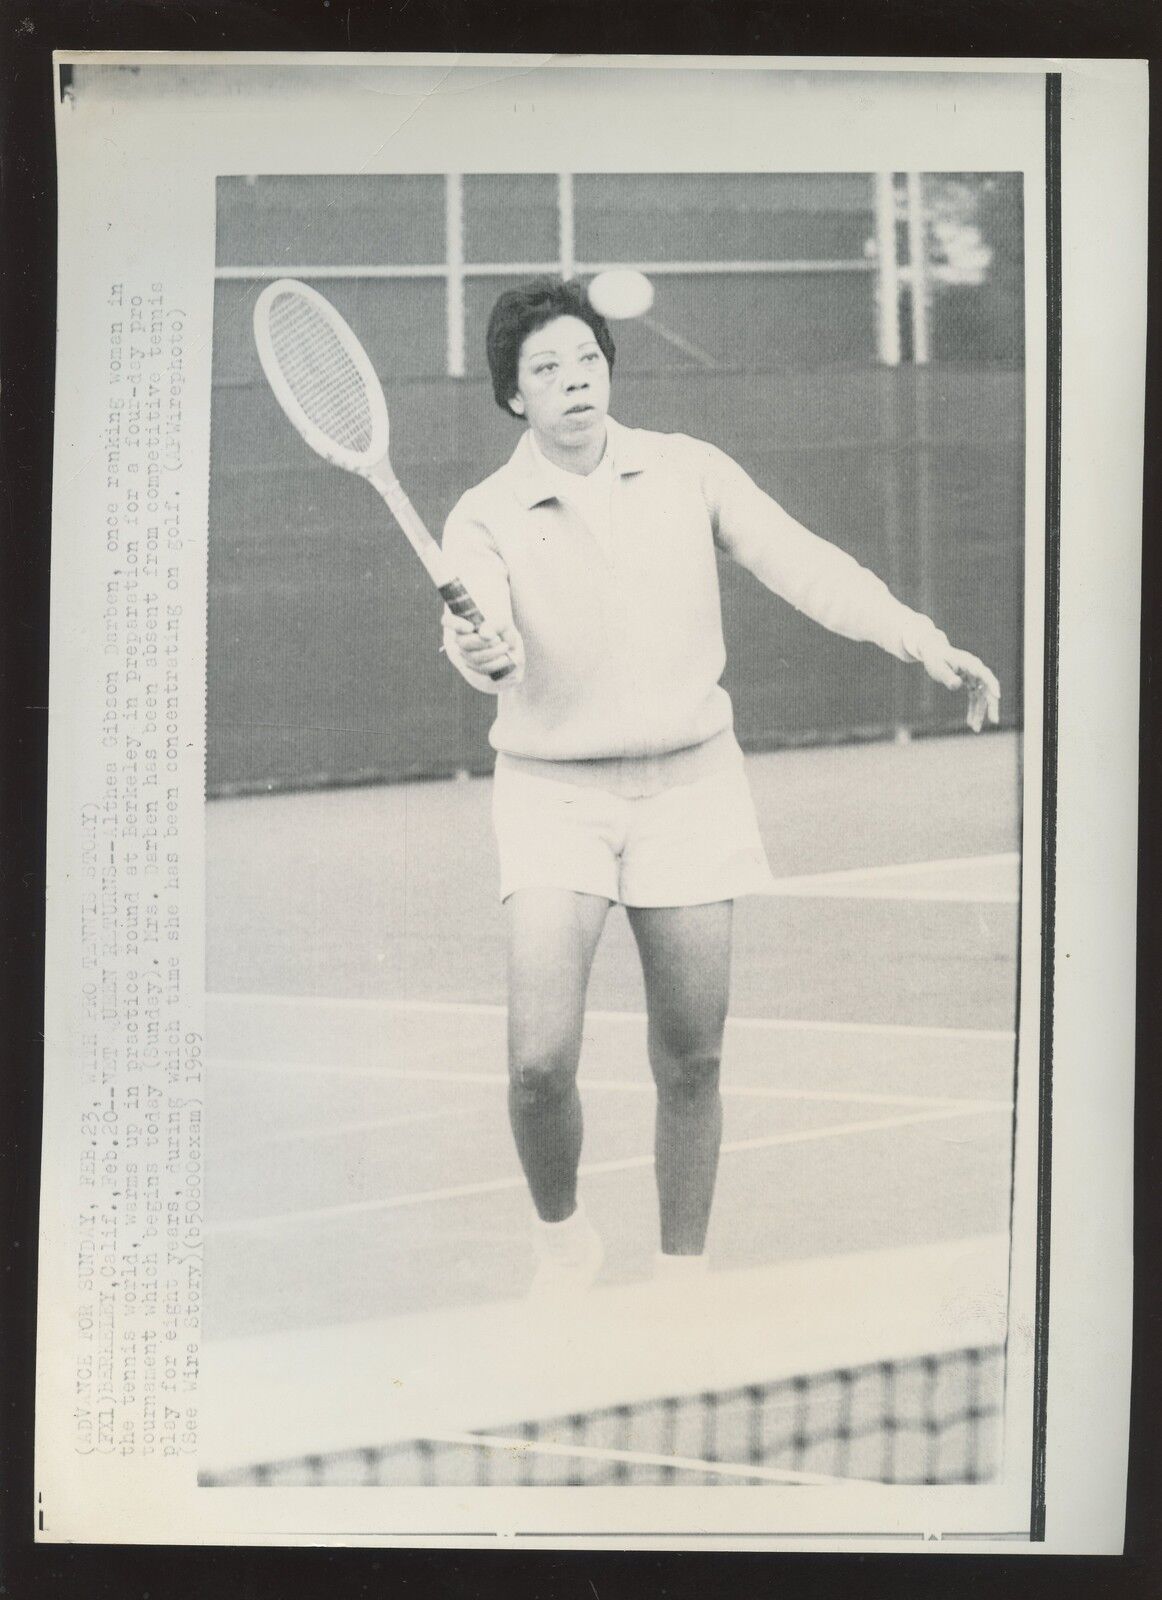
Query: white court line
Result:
<box><xmin>782</xmin><ymin>851</ymin><xmax>1020</xmax><ymax>883</ymax></box>
<box><xmin>770</xmin><ymin>885</ymin><xmax>1018</xmax><ymax>904</ymax></box>
<box><xmin>204</xmin><ymin>1102</ymin><xmax>1009</xmax><ymax>1237</ymax></box>
<box><xmin>209</xmin><ymin>991</ymin><xmax>1015</xmax><ymax>1043</ymax></box>
<box><xmin>767</xmin><ymin>850</ymin><xmax>1020</xmax><ymax>903</ymax></box>
<box><xmin>212</xmin><ymin>1056</ymin><xmax>1011</xmax><ymax>1113</ymax></box>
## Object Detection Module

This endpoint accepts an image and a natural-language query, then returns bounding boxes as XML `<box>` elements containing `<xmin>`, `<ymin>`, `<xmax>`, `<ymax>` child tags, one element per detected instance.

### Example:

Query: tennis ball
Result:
<box><xmin>586</xmin><ymin>269</ymin><xmax>655</xmax><ymax>321</ymax></box>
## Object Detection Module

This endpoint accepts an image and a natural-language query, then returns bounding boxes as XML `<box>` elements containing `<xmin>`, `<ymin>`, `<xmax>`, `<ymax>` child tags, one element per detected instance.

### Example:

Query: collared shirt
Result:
<box><xmin>441</xmin><ymin>417</ymin><xmax>948</xmax><ymax>772</ymax></box>
<box><xmin>526</xmin><ymin>429</ymin><xmax>616</xmax><ymax>561</ymax></box>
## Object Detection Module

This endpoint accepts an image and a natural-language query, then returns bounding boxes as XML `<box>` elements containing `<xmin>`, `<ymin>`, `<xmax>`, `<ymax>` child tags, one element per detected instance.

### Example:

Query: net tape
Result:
<box><xmin>267</xmin><ymin>289</ymin><xmax>375</xmax><ymax>455</ymax></box>
<box><xmin>202</xmin><ymin>1343</ymin><xmax>1003</xmax><ymax>1489</ymax></box>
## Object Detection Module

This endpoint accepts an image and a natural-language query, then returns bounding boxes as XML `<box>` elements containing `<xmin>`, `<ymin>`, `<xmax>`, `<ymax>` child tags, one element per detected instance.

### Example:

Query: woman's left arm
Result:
<box><xmin>700</xmin><ymin>441</ymin><xmax>1001</xmax><ymax>732</ymax></box>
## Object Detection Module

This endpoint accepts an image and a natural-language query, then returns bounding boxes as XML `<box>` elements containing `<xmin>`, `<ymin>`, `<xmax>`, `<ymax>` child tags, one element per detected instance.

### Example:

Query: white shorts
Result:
<box><xmin>491</xmin><ymin>749</ymin><xmax>775</xmax><ymax>907</ymax></box>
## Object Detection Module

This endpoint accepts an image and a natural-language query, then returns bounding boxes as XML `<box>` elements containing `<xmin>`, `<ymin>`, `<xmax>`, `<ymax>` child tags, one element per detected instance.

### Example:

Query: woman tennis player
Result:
<box><xmin>441</xmin><ymin>278</ymin><xmax>1000</xmax><ymax>1301</ymax></box>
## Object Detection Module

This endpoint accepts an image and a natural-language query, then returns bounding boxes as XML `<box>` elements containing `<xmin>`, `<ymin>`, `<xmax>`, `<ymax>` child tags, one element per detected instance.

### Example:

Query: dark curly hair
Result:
<box><xmin>485</xmin><ymin>277</ymin><xmax>616</xmax><ymax>418</ymax></box>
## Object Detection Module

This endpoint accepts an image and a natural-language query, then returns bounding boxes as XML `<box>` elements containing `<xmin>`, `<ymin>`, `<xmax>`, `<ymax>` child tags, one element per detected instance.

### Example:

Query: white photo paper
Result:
<box><xmin>36</xmin><ymin>54</ymin><xmax>1145</xmax><ymax>1552</ymax></box>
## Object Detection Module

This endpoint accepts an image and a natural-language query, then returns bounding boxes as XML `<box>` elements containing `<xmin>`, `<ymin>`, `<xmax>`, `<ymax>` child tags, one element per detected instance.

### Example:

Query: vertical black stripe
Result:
<box><xmin>1030</xmin><ymin>69</ymin><xmax>1064</xmax><ymax>1543</ymax></box>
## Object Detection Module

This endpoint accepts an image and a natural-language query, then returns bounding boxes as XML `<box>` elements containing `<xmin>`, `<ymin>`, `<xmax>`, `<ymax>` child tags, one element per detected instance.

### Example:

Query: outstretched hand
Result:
<box><xmin>919</xmin><ymin>641</ymin><xmax>1001</xmax><ymax>733</ymax></box>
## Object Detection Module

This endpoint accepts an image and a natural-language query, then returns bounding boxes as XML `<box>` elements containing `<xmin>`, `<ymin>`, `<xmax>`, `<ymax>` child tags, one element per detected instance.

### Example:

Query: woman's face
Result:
<box><xmin>509</xmin><ymin>315</ymin><xmax>611</xmax><ymax>453</ymax></box>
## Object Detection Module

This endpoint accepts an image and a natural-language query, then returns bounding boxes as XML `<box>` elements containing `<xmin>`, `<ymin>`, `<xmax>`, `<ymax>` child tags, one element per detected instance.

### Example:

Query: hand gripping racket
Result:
<box><xmin>253</xmin><ymin>278</ymin><xmax>515</xmax><ymax>680</ymax></box>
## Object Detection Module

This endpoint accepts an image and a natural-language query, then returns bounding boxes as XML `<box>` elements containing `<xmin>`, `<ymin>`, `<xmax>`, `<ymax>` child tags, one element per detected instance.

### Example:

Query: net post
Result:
<box><xmin>873</xmin><ymin>172</ymin><xmax>902</xmax><ymax>368</ymax></box>
<box><xmin>445</xmin><ymin>172</ymin><xmax>466</xmax><ymax>379</ymax></box>
<box><xmin>558</xmin><ymin>172</ymin><xmax>575</xmax><ymax>281</ymax></box>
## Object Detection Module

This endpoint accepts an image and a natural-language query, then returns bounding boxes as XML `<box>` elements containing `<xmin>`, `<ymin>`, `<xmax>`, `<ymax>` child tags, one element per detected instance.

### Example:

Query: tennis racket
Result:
<box><xmin>252</xmin><ymin>278</ymin><xmax>515</xmax><ymax>680</ymax></box>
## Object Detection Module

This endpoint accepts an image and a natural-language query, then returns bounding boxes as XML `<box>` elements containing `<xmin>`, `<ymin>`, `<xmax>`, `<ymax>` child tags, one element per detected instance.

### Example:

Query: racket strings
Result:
<box><xmin>266</xmin><ymin>291</ymin><xmax>376</xmax><ymax>455</ymax></box>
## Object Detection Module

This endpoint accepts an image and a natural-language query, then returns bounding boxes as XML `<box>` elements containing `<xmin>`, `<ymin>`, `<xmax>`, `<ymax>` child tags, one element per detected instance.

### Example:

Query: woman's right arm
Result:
<box><xmin>440</xmin><ymin>509</ymin><xmax>526</xmax><ymax>693</ymax></box>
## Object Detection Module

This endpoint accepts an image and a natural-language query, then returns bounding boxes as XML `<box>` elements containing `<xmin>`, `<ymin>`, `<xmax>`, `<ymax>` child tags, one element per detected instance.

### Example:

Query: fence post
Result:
<box><xmin>905</xmin><ymin>173</ymin><xmax>937</xmax><ymax>725</ymax></box>
<box><xmin>445</xmin><ymin>172</ymin><xmax>465</xmax><ymax>378</ymax></box>
<box><xmin>874</xmin><ymin>173</ymin><xmax>908</xmax><ymax>738</ymax></box>
<box><xmin>873</xmin><ymin>172</ymin><xmax>901</xmax><ymax>368</ymax></box>
<box><xmin>905</xmin><ymin>171</ymin><xmax>931</xmax><ymax>367</ymax></box>
<box><xmin>558</xmin><ymin>172</ymin><xmax>575</xmax><ymax>281</ymax></box>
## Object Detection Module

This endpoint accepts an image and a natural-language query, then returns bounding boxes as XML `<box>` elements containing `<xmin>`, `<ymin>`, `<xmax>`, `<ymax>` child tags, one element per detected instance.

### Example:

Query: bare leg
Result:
<box><xmin>505</xmin><ymin>889</ymin><xmax>610</xmax><ymax>1222</ymax></box>
<box><xmin>627</xmin><ymin>901</ymin><xmax>733</xmax><ymax>1255</ymax></box>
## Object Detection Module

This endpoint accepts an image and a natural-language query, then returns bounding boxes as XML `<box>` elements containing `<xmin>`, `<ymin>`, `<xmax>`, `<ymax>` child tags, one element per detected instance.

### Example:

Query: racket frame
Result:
<box><xmin>253</xmin><ymin>278</ymin><xmax>391</xmax><ymax>474</ymax></box>
<box><xmin>253</xmin><ymin>278</ymin><xmax>514</xmax><ymax>678</ymax></box>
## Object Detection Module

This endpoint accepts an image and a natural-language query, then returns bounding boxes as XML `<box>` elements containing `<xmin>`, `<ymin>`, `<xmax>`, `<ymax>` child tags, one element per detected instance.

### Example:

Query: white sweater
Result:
<box><xmin>442</xmin><ymin>417</ymin><xmax>948</xmax><ymax>765</ymax></box>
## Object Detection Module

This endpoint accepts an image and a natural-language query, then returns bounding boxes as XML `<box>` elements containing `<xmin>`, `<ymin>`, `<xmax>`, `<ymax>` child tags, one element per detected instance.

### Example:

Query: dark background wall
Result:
<box><xmin>208</xmin><ymin>172</ymin><xmax>1024</xmax><ymax>795</ymax></box>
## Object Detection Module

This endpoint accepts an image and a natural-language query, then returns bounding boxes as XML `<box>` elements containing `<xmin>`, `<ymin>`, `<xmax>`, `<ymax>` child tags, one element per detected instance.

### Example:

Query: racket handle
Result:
<box><xmin>371</xmin><ymin>470</ymin><xmax>516</xmax><ymax>684</ymax></box>
<box><xmin>438</xmin><ymin>579</ymin><xmax>517</xmax><ymax>682</ymax></box>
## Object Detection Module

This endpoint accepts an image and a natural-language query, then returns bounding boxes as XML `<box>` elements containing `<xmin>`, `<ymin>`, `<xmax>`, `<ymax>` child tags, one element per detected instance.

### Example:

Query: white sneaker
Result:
<box><xmin>526</xmin><ymin>1209</ymin><xmax>604</xmax><ymax>1304</ymax></box>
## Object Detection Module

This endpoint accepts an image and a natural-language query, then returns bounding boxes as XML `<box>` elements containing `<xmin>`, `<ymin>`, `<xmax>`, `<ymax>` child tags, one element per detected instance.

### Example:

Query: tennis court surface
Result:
<box><xmin>201</xmin><ymin>731</ymin><xmax>1021</xmax><ymax>1486</ymax></box>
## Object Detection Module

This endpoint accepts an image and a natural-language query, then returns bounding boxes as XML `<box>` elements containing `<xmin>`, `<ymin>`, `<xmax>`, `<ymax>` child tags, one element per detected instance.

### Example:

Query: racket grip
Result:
<box><xmin>438</xmin><ymin>579</ymin><xmax>516</xmax><ymax>682</ymax></box>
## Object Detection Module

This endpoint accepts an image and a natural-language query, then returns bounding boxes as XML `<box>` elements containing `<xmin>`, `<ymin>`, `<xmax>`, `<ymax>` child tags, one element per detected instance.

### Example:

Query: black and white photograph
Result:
<box><xmin>33</xmin><ymin>56</ymin><xmax>1144</xmax><ymax>1551</ymax></box>
<box><xmin>201</xmin><ymin>163</ymin><xmax>1021</xmax><ymax>1497</ymax></box>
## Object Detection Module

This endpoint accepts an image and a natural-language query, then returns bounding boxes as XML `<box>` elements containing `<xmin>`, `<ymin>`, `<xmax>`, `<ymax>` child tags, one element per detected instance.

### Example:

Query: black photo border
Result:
<box><xmin>1</xmin><ymin>4</ymin><xmax>1157</xmax><ymax>1598</ymax></box>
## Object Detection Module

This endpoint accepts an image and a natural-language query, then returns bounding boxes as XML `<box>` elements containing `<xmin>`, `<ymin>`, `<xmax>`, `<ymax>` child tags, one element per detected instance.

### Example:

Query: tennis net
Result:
<box><xmin>199</xmin><ymin>1236</ymin><xmax>1009</xmax><ymax>1490</ymax></box>
<box><xmin>203</xmin><ymin>1344</ymin><xmax>1002</xmax><ymax>1487</ymax></box>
